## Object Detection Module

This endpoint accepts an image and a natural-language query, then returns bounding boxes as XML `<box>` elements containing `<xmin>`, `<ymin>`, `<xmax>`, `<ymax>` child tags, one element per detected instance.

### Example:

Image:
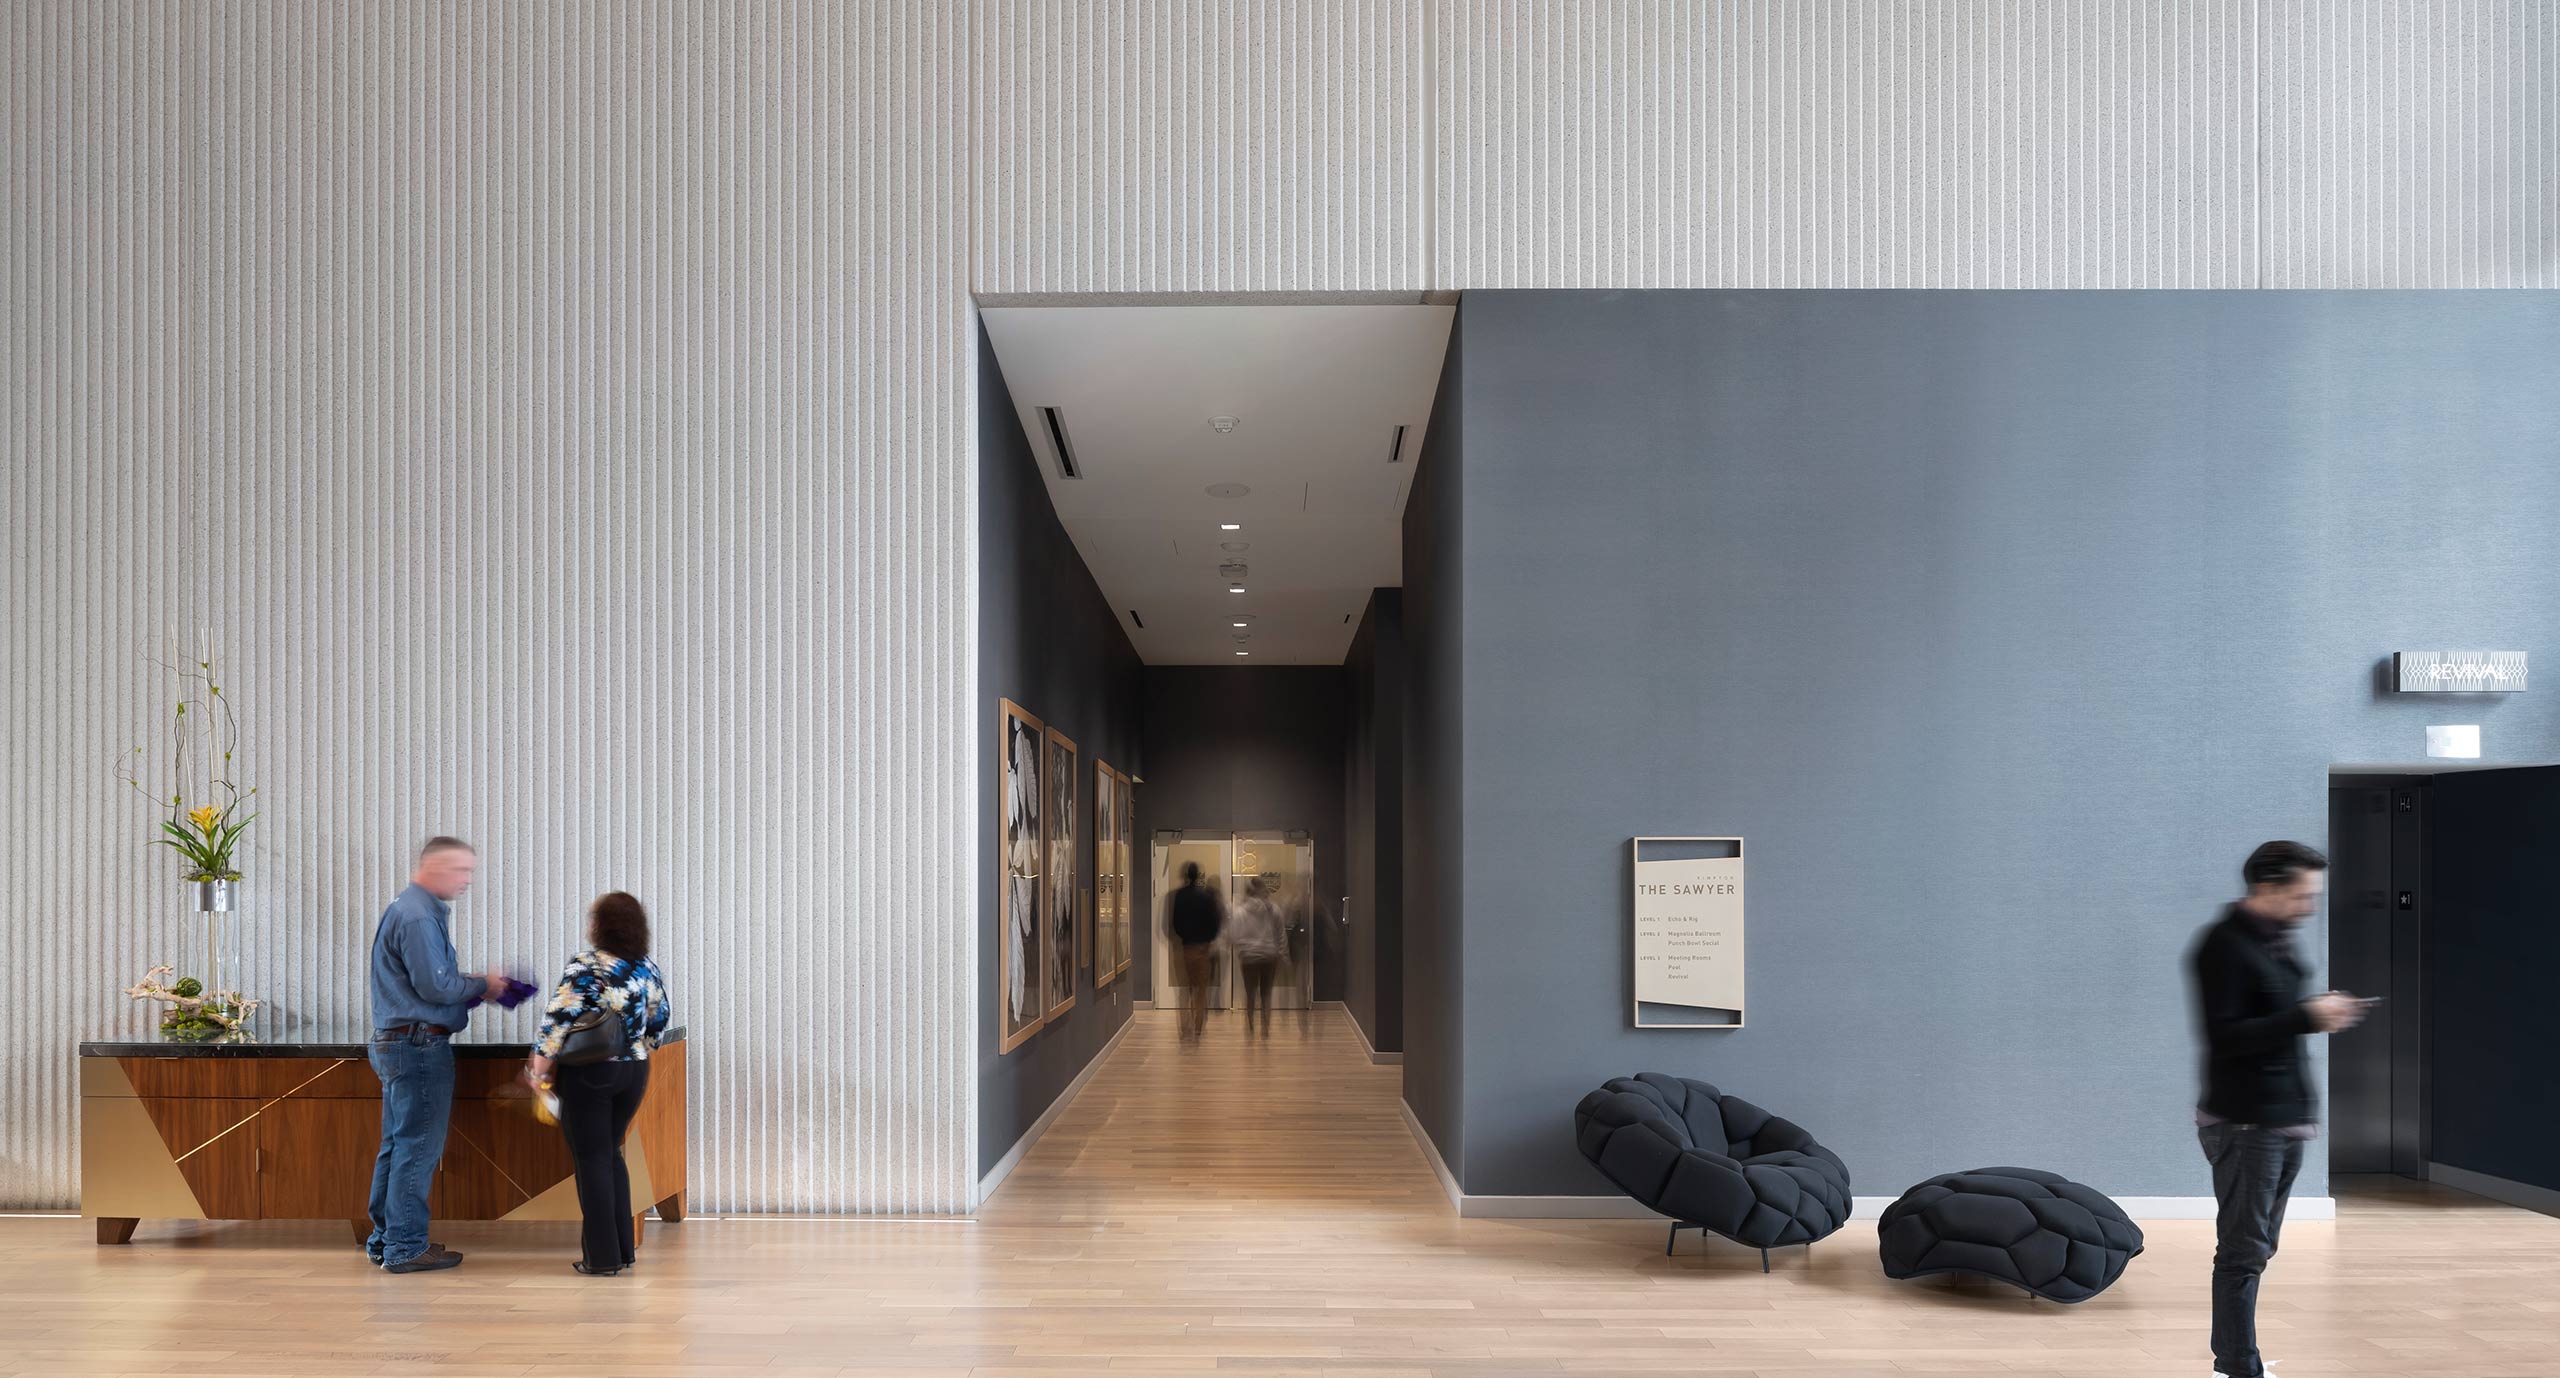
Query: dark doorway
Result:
<box><xmin>2424</xmin><ymin>765</ymin><xmax>2560</xmax><ymax>1210</ymax></box>
<box><xmin>2330</xmin><ymin>763</ymin><xmax>2560</xmax><ymax>1216</ymax></box>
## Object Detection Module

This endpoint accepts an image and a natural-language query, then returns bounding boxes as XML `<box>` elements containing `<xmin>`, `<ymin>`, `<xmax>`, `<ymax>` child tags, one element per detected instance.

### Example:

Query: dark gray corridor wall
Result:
<box><xmin>978</xmin><ymin>323</ymin><xmax>1144</xmax><ymax>1178</ymax></box>
<box><xmin>1343</xmin><ymin>589</ymin><xmax>1405</xmax><ymax>1055</ymax></box>
<box><xmin>1135</xmin><ymin>667</ymin><xmax>1347</xmax><ymax>1000</ymax></box>
<box><xmin>1453</xmin><ymin>290</ymin><xmax>2560</xmax><ymax>1199</ymax></box>
<box><xmin>1400</xmin><ymin>321</ymin><xmax>1465</xmax><ymax>1171</ymax></box>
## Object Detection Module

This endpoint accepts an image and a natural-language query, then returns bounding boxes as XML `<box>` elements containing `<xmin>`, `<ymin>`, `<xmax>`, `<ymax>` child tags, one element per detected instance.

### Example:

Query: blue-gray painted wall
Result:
<box><xmin>1441</xmin><ymin>290</ymin><xmax>2560</xmax><ymax>1199</ymax></box>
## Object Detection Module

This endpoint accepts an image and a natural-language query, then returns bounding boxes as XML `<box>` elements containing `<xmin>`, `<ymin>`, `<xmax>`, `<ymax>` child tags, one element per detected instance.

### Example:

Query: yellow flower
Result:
<box><xmin>188</xmin><ymin>805</ymin><xmax>221</xmax><ymax>835</ymax></box>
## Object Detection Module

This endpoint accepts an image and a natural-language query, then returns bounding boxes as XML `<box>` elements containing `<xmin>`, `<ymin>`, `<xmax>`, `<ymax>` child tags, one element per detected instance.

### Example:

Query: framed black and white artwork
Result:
<box><xmin>997</xmin><ymin>700</ymin><xmax>1046</xmax><ymax>1053</ymax></box>
<box><xmin>1044</xmin><ymin>727</ymin><xmax>1080</xmax><ymax>1019</ymax></box>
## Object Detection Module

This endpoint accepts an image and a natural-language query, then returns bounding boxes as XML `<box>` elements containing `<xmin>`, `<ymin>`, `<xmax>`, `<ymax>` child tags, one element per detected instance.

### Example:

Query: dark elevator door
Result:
<box><xmin>2326</xmin><ymin>782</ymin><xmax>2420</xmax><ymax>1176</ymax></box>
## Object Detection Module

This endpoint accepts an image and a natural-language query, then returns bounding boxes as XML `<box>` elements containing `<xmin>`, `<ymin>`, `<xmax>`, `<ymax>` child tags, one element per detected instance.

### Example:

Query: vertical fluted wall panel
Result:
<box><xmin>0</xmin><ymin>0</ymin><xmax>974</xmax><ymax>1213</ymax></box>
<box><xmin>972</xmin><ymin>0</ymin><xmax>1425</xmax><ymax>293</ymax></box>
<box><xmin>1434</xmin><ymin>0</ymin><xmax>2262</xmax><ymax>287</ymax></box>
<box><xmin>2264</xmin><ymin>0</ymin><xmax>2559</xmax><ymax>287</ymax></box>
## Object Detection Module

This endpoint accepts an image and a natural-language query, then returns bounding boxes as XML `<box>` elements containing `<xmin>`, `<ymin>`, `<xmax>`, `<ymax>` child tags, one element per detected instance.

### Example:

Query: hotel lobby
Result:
<box><xmin>6</xmin><ymin>4</ymin><xmax>2559</xmax><ymax>1376</ymax></box>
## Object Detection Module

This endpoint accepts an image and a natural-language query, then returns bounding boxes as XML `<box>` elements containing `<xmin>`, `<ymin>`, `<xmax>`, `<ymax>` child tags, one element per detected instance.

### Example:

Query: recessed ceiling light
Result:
<box><xmin>1235</xmin><ymin>650</ymin><xmax>1250</xmax><ymax>656</ymax></box>
<box><xmin>1209</xmin><ymin>416</ymin><xmax>1240</xmax><ymax>433</ymax></box>
<box><xmin>1228</xmin><ymin>586</ymin><xmax>1245</xmax><ymax>594</ymax></box>
<box><xmin>1220</xmin><ymin>523</ymin><xmax>1241</xmax><ymax>531</ymax></box>
<box><xmin>1232</xmin><ymin>621</ymin><xmax>1248</xmax><ymax>628</ymax></box>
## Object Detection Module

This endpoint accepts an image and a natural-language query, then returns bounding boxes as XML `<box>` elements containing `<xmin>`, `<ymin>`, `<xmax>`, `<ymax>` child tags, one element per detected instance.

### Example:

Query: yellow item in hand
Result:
<box><xmin>533</xmin><ymin>1081</ymin><xmax>560</xmax><ymax>1126</ymax></box>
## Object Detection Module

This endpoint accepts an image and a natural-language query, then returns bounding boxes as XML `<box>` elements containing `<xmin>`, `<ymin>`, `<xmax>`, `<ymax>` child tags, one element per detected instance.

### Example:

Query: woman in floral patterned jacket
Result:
<box><xmin>526</xmin><ymin>890</ymin><xmax>673</xmax><ymax>1275</ymax></box>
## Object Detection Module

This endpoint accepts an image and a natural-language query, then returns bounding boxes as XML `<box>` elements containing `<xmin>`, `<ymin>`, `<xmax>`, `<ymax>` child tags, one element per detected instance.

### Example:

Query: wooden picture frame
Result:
<box><xmin>1093</xmin><ymin>760</ymin><xmax>1134</xmax><ymax>987</ymax></box>
<box><xmin>1043</xmin><ymin>727</ymin><xmax>1080</xmax><ymax>1020</ymax></box>
<box><xmin>1089</xmin><ymin>762</ymin><xmax>1111</xmax><ymax>981</ymax></box>
<box><xmin>997</xmin><ymin>700</ymin><xmax>1047</xmax><ymax>1053</ymax></box>
<box><xmin>1118</xmin><ymin>780</ymin><xmax>1135</xmax><ymax>983</ymax></box>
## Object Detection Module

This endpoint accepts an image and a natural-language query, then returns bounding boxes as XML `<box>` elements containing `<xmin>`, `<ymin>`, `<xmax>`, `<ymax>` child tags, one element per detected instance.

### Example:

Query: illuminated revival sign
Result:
<box><xmin>2393</xmin><ymin>651</ymin><xmax>2527</xmax><ymax>693</ymax></box>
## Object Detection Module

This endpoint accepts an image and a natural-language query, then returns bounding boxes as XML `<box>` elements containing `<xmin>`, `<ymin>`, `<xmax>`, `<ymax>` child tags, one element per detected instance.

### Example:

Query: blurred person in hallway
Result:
<box><xmin>367</xmin><ymin>836</ymin><xmax>510</xmax><ymax>1274</ymax></box>
<box><xmin>1168</xmin><ymin>861</ymin><xmax>1224</xmax><ymax>1042</ymax></box>
<box><xmin>525</xmin><ymin>891</ymin><xmax>674</xmax><ymax>1277</ymax></box>
<box><xmin>2188</xmin><ymin>840</ymin><xmax>2367</xmax><ymax>1378</ymax></box>
<box><xmin>1231</xmin><ymin>876</ymin><xmax>1286</xmax><ymax>1038</ymax></box>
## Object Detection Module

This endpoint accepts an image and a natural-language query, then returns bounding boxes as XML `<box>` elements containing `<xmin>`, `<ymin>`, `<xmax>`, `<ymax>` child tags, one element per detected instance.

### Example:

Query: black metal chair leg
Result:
<box><xmin>1665</xmin><ymin>1222</ymin><xmax>1678</xmax><ymax>1256</ymax></box>
<box><xmin>1760</xmin><ymin>1248</ymin><xmax>1770</xmax><ymax>1273</ymax></box>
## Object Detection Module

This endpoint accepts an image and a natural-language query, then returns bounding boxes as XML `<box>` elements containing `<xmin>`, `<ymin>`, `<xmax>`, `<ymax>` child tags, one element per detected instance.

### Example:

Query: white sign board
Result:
<box><xmin>1632</xmin><ymin>838</ymin><xmax>1744</xmax><ymax>1028</ymax></box>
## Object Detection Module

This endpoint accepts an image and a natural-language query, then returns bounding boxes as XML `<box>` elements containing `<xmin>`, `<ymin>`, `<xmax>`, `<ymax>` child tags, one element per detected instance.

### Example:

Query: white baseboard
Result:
<box><xmin>1398</xmin><ymin>1101</ymin><xmax>1463</xmax><ymax>1210</ymax></box>
<box><xmin>973</xmin><ymin>1015</ymin><xmax>1134</xmax><ymax>1208</ymax></box>
<box><xmin>1330</xmin><ymin>1003</ymin><xmax>1402</xmax><ymax>1064</ymax></box>
<box><xmin>2431</xmin><ymin>1162</ymin><xmax>2560</xmax><ymax>1218</ymax></box>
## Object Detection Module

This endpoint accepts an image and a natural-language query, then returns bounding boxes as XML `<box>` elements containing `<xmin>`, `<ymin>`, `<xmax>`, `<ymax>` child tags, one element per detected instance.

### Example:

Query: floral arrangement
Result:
<box><xmin>124</xmin><ymin>965</ymin><xmax>261</xmax><ymax>1042</ymax></box>
<box><xmin>114</xmin><ymin>646</ymin><xmax>257</xmax><ymax>882</ymax></box>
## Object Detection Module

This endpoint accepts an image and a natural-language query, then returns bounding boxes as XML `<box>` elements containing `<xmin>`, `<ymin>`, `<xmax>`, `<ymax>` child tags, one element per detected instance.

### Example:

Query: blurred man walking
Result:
<box><xmin>2188</xmin><ymin>840</ymin><xmax>2367</xmax><ymax>1378</ymax></box>
<box><xmin>1167</xmin><ymin>861</ymin><xmax>1224</xmax><ymax>1043</ymax></box>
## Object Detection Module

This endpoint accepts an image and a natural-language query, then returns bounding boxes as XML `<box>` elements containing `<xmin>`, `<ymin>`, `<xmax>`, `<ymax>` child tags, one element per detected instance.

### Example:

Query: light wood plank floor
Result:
<box><xmin>5</xmin><ymin>1008</ymin><xmax>2556</xmax><ymax>1376</ymax></box>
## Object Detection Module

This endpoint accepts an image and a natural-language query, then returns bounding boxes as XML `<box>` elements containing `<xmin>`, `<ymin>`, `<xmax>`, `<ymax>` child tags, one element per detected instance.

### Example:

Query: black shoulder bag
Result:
<box><xmin>552</xmin><ymin>959</ymin><xmax>633</xmax><ymax>1066</ymax></box>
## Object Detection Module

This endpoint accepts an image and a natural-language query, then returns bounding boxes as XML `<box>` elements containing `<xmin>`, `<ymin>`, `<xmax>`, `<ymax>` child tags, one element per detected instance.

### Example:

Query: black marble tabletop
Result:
<box><xmin>80</xmin><ymin>1026</ymin><xmax>687</xmax><ymax>1058</ymax></box>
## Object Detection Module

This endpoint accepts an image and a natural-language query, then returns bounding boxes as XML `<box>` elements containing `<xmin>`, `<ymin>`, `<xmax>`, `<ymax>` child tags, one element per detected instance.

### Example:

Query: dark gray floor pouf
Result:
<box><xmin>1877</xmin><ymin>1167</ymin><xmax>2144</xmax><ymax>1302</ymax></box>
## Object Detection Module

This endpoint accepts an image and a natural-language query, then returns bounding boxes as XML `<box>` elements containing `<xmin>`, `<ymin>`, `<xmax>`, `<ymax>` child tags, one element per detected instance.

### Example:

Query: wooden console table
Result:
<box><xmin>79</xmin><ymin>1029</ymin><xmax>686</xmax><ymax>1245</ymax></box>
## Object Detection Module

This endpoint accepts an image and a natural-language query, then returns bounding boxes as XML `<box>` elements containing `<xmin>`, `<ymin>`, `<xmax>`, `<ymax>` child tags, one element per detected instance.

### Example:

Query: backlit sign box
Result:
<box><xmin>2392</xmin><ymin>651</ymin><xmax>2527</xmax><ymax>693</ymax></box>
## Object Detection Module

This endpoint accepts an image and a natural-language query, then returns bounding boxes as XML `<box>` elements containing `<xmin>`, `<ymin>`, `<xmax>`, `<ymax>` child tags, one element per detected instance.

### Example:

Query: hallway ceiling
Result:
<box><xmin>983</xmin><ymin>304</ymin><xmax>1454</xmax><ymax>665</ymax></box>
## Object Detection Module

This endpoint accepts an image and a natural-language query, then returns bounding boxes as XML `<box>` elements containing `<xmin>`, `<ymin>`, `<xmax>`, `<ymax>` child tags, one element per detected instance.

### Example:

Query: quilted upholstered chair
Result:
<box><xmin>1573</xmin><ymin>1073</ymin><xmax>1853</xmax><ymax>1269</ymax></box>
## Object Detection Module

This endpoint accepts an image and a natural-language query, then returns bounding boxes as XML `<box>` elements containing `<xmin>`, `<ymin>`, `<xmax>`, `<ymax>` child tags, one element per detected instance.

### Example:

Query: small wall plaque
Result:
<box><xmin>2393</xmin><ymin>651</ymin><xmax>2526</xmax><ymax>693</ymax></box>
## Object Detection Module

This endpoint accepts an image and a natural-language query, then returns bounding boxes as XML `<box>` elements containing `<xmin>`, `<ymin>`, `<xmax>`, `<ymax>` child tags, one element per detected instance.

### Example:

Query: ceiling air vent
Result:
<box><xmin>1386</xmin><ymin>424</ymin><xmax>1409</xmax><ymax>465</ymax></box>
<box><xmin>1217</xmin><ymin>560</ymin><xmax>1248</xmax><ymax>582</ymax></box>
<box><xmin>1038</xmin><ymin>406</ymin><xmax>1082</xmax><ymax>479</ymax></box>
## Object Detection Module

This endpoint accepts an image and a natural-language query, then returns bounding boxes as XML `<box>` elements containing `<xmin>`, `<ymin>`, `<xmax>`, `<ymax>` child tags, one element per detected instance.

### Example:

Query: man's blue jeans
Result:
<box><xmin>365</xmin><ymin>1027</ymin><xmax>455</xmax><ymax>1266</ymax></box>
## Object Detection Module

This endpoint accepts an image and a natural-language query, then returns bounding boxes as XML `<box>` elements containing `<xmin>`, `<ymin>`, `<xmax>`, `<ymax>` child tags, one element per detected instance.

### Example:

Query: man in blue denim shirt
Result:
<box><xmin>366</xmin><ymin>836</ymin><xmax>507</xmax><ymax>1273</ymax></box>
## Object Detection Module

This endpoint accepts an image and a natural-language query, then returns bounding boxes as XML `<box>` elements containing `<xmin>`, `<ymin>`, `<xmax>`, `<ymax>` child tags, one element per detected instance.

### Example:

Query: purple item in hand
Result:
<box><xmin>466</xmin><ymin>976</ymin><xmax>542</xmax><ymax>1010</ymax></box>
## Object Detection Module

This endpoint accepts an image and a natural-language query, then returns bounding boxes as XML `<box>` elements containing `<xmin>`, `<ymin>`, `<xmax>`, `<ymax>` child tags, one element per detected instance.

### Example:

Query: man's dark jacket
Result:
<box><xmin>1169</xmin><ymin>883</ymin><xmax>1223</xmax><ymax>947</ymax></box>
<box><xmin>2188</xmin><ymin>903</ymin><xmax>2317</xmax><ymax>1126</ymax></box>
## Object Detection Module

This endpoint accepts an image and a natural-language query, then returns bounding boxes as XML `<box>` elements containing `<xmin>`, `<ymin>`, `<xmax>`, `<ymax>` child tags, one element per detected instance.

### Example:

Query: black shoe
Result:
<box><xmin>572</xmin><ymin>1260</ymin><xmax>622</xmax><ymax>1276</ymax></box>
<box><xmin>382</xmin><ymin>1244</ymin><xmax>463</xmax><ymax>1273</ymax></box>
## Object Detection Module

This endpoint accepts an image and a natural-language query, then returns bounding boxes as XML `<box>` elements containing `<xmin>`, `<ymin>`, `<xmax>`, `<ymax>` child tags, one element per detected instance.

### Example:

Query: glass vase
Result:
<box><xmin>165</xmin><ymin>892</ymin><xmax>249</xmax><ymax>1042</ymax></box>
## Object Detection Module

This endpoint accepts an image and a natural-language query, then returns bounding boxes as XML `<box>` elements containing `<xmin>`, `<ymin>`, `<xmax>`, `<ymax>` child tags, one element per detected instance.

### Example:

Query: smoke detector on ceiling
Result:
<box><xmin>1206</xmin><ymin>483</ymin><xmax>1250</xmax><ymax>499</ymax></box>
<box><xmin>1208</xmin><ymin>415</ymin><xmax>1241</xmax><ymax>434</ymax></box>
